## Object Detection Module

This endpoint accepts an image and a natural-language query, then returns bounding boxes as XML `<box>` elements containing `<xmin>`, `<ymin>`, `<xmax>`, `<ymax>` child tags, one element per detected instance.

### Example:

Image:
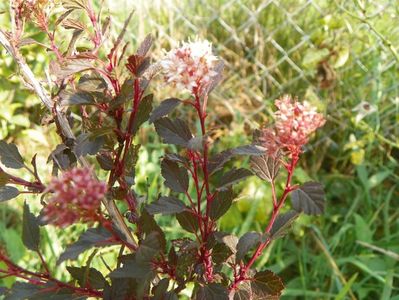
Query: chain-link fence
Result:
<box><xmin>106</xmin><ymin>0</ymin><xmax>399</xmax><ymax>149</ymax></box>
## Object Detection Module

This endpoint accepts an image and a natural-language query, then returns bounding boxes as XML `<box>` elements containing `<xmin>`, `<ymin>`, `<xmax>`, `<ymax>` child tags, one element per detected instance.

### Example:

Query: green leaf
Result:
<box><xmin>58</xmin><ymin>227</ymin><xmax>113</xmax><ymax>264</ymax></box>
<box><xmin>146</xmin><ymin>196</ymin><xmax>187</xmax><ymax>215</ymax></box>
<box><xmin>368</xmin><ymin>170</ymin><xmax>391</xmax><ymax>189</ymax></box>
<box><xmin>250</xmin><ymin>154</ymin><xmax>280</xmax><ymax>182</ymax></box>
<box><xmin>131</xmin><ymin>94</ymin><xmax>153</xmax><ymax>135</ymax></box>
<box><xmin>67</xmin><ymin>266</ymin><xmax>108</xmax><ymax>289</ymax></box>
<box><xmin>177</xmin><ymin>211</ymin><xmax>199</xmax><ymax>233</ymax></box>
<box><xmin>0</xmin><ymin>141</ymin><xmax>24</xmax><ymax>169</ymax></box>
<box><xmin>210</xmin><ymin>189</ymin><xmax>234</xmax><ymax>220</ymax></box>
<box><xmin>109</xmin><ymin>260</ymin><xmax>153</xmax><ymax>279</ymax></box>
<box><xmin>149</xmin><ymin>98</ymin><xmax>181</xmax><ymax>123</ymax></box>
<box><xmin>302</xmin><ymin>48</ymin><xmax>330</xmax><ymax>69</ymax></box>
<box><xmin>270</xmin><ymin>210</ymin><xmax>299</xmax><ymax>240</ymax></box>
<box><xmin>251</xmin><ymin>270</ymin><xmax>284</xmax><ymax>298</ymax></box>
<box><xmin>154</xmin><ymin>117</ymin><xmax>192</xmax><ymax>147</ymax></box>
<box><xmin>291</xmin><ymin>182</ymin><xmax>325</xmax><ymax>215</ymax></box>
<box><xmin>217</xmin><ymin>168</ymin><xmax>252</xmax><ymax>191</ymax></box>
<box><xmin>194</xmin><ymin>283</ymin><xmax>229</xmax><ymax>300</ymax></box>
<box><xmin>354</xmin><ymin>213</ymin><xmax>373</xmax><ymax>243</ymax></box>
<box><xmin>0</xmin><ymin>186</ymin><xmax>19</xmax><ymax>202</ymax></box>
<box><xmin>236</xmin><ymin>232</ymin><xmax>262</xmax><ymax>261</ymax></box>
<box><xmin>161</xmin><ymin>158</ymin><xmax>189</xmax><ymax>193</ymax></box>
<box><xmin>74</xmin><ymin>133</ymin><xmax>104</xmax><ymax>157</ymax></box>
<box><xmin>22</xmin><ymin>202</ymin><xmax>40</xmax><ymax>251</ymax></box>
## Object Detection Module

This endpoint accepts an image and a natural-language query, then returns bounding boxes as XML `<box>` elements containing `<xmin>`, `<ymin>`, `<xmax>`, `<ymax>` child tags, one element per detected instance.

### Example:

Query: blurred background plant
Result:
<box><xmin>0</xmin><ymin>0</ymin><xmax>398</xmax><ymax>299</ymax></box>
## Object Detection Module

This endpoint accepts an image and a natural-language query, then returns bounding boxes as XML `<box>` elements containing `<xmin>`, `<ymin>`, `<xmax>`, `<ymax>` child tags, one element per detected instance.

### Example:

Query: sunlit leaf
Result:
<box><xmin>0</xmin><ymin>141</ymin><xmax>24</xmax><ymax>169</ymax></box>
<box><xmin>250</xmin><ymin>154</ymin><xmax>280</xmax><ymax>182</ymax></box>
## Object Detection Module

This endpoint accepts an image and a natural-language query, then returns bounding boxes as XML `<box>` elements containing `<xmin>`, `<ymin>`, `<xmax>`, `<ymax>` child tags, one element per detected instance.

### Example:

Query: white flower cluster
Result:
<box><xmin>161</xmin><ymin>39</ymin><xmax>218</xmax><ymax>95</ymax></box>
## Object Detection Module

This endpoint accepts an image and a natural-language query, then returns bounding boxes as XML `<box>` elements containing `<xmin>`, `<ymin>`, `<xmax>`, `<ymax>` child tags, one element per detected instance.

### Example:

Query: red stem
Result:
<box><xmin>0</xmin><ymin>253</ymin><xmax>102</xmax><ymax>297</ymax></box>
<box><xmin>230</xmin><ymin>155</ymin><xmax>299</xmax><ymax>291</ymax></box>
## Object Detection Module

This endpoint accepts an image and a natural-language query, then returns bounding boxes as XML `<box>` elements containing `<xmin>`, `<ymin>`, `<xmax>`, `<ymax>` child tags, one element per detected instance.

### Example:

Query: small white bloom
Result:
<box><xmin>161</xmin><ymin>39</ymin><xmax>218</xmax><ymax>95</ymax></box>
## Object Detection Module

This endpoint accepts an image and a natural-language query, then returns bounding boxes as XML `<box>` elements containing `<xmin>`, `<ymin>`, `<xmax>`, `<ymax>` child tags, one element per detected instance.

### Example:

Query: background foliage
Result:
<box><xmin>0</xmin><ymin>0</ymin><xmax>398</xmax><ymax>299</ymax></box>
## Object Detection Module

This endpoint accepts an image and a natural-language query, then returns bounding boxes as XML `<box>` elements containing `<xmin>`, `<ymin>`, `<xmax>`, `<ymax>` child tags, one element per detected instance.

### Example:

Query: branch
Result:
<box><xmin>0</xmin><ymin>29</ymin><xmax>137</xmax><ymax>248</ymax></box>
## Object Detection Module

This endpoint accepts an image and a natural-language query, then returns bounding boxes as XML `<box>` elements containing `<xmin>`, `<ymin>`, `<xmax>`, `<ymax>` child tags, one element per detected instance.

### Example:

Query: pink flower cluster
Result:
<box><xmin>161</xmin><ymin>39</ymin><xmax>218</xmax><ymax>95</ymax></box>
<box><xmin>260</xmin><ymin>95</ymin><xmax>326</xmax><ymax>156</ymax></box>
<box><xmin>43</xmin><ymin>167</ymin><xmax>107</xmax><ymax>227</ymax></box>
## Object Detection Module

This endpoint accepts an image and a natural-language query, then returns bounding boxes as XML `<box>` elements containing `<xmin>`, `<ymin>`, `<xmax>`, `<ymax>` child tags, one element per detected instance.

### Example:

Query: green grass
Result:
<box><xmin>1</xmin><ymin>0</ymin><xmax>399</xmax><ymax>299</ymax></box>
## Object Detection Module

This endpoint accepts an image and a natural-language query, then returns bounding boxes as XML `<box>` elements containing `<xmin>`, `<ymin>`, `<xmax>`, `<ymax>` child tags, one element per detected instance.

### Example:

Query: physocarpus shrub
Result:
<box><xmin>0</xmin><ymin>1</ymin><xmax>326</xmax><ymax>299</ymax></box>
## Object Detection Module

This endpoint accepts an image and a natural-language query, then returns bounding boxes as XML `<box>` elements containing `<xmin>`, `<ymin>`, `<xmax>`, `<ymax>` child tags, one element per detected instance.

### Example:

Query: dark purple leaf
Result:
<box><xmin>154</xmin><ymin>117</ymin><xmax>192</xmax><ymax>147</ymax></box>
<box><xmin>67</xmin><ymin>266</ymin><xmax>108</xmax><ymax>289</ymax></box>
<box><xmin>177</xmin><ymin>211</ymin><xmax>198</xmax><ymax>233</ymax></box>
<box><xmin>161</xmin><ymin>158</ymin><xmax>189</xmax><ymax>193</ymax></box>
<box><xmin>136</xmin><ymin>232</ymin><xmax>161</xmax><ymax>263</ymax></box>
<box><xmin>194</xmin><ymin>283</ymin><xmax>229</xmax><ymax>300</ymax></box>
<box><xmin>146</xmin><ymin>196</ymin><xmax>187</xmax><ymax>215</ymax></box>
<box><xmin>291</xmin><ymin>182</ymin><xmax>325</xmax><ymax>215</ymax></box>
<box><xmin>217</xmin><ymin>168</ymin><xmax>252</xmax><ymax>191</ymax></box>
<box><xmin>22</xmin><ymin>202</ymin><xmax>40</xmax><ymax>251</ymax></box>
<box><xmin>131</xmin><ymin>94</ymin><xmax>153</xmax><ymax>135</ymax></box>
<box><xmin>137</xmin><ymin>34</ymin><xmax>153</xmax><ymax>56</ymax></box>
<box><xmin>270</xmin><ymin>210</ymin><xmax>299</xmax><ymax>239</ymax></box>
<box><xmin>96</xmin><ymin>153</ymin><xmax>114</xmax><ymax>170</ymax></box>
<box><xmin>152</xmin><ymin>278</ymin><xmax>170</xmax><ymax>300</ymax></box>
<box><xmin>231</xmin><ymin>145</ymin><xmax>266</xmax><ymax>155</ymax></box>
<box><xmin>109</xmin><ymin>260</ymin><xmax>153</xmax><ymax>279</ymax></box>
<box><xmin>210</xmin><ymin>189</ymin><xmax>234</xmax><ymax>220</ymax></box>
<box><xmin>60</xmin><ymin>90</ymin><xmax>95</xmax><ymax>106</ymax></box>
<box><xmin>138</xmin><ymin>210</ymin><xmax>166</xmax><ymax>250</ymax></box>
<box><xmin>250</xmin><ymin>155</ymin><xmax>280</xmax><ymax>182</ymax></box>
<box><xmin>233</xmin><ymin>281</ymin><xmax>252</xmax><ymax>300</ymax></box>
<box><xmin>110</xmin><ymin>78</ymin><xmax>134</xmax><ymax>110</ymax></box>
<box><xmin>0</xmin><ymin>186</ymin><xmax>19</xmax><ymax>202</ymax></box>
<box><xmin>149</xmin><ymin>98</ymin><xmax>181</xmax><ymax>123</ymax></box>
<box><xmin>236</xmin><ymin>232</ymin><xmax>262</xmax><ymax>261</ymax></box>
<box><xmin>58</xmin><ymin>227</ymin><xmax>113</xmax><ymax>264</ymax></box>
<box><xmin>0</xmin><ymin>141</ymin><xmax>24</xmax><ymax>169</ymax></box>
<box><xmin>251</xmin><ymin>270</ymin><xmax>284</xmax><ymax>298</ymax></box>
<box><xmin>74</xmin><ymin>133</ymin><xmax>104</xmax><ymax>157</ymax></box>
